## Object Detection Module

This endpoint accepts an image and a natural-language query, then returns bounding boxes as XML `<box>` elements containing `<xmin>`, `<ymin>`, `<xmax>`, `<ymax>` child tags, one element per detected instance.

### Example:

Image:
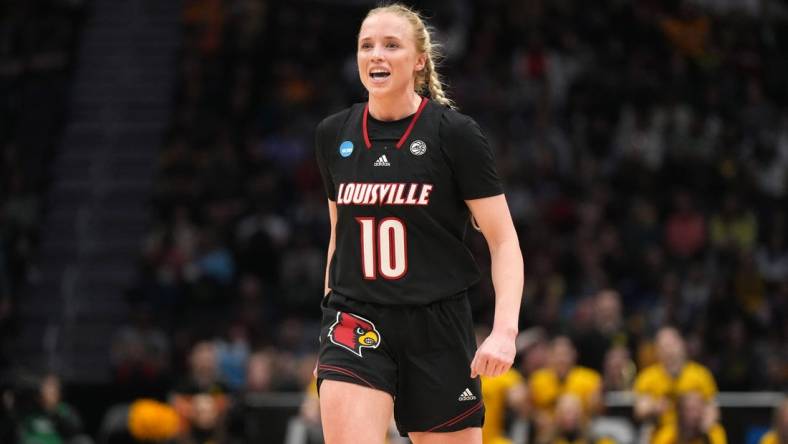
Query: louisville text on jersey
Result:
<box><xmin>336</xmin><ymin>182</ymin><xmax>434</xmax><ymax>206</ymax></box>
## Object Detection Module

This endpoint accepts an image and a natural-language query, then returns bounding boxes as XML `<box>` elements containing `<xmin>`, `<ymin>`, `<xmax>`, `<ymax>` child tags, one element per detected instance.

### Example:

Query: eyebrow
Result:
<box><xmin>359</xmin><ymin>35</ymin><xmax>403</xmax><ymax>41</ymax></box>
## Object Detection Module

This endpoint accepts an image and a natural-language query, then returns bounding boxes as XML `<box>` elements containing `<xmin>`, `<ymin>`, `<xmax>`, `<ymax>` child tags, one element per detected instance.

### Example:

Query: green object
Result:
<box><xmin>20</xmin><ymin>415</ymin><xmax>63</xmax><ymax>444</ymax></box>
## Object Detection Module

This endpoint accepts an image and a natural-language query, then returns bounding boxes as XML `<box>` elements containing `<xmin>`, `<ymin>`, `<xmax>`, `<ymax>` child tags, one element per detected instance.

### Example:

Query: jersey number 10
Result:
<box><xmin>356</xmin><ymin>217</ymin><xmax>407</xmax><ymax>280</ymax></box>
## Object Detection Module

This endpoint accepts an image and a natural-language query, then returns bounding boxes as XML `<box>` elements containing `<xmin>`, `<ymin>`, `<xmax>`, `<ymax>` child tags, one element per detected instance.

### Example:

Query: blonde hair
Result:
<box><xmin>364</xmin><ymin>3</ymin><xmax>455</xmax><ymax>109</ymax></box>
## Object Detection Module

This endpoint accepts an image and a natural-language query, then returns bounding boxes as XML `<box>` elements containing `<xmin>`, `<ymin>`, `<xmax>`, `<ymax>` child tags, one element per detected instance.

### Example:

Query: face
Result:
<box><xmin>555</xmin><ymin>394</ymin><xmax>583</xmax><ymax>432</ymax></box>
<box><xmin>656</xmin><ymin>328</ymin><xmax>686</xmax><ymax>373</ymax></box>
<box><xmin>40</xmin><ymin>375</ymin><xmax>60</xmax><ymax>410</ymax></box>
<box><xmin>191</xmin><ymin>342</ymin><xmax>217</xmax><ymax>377</ymax></box>
<box><xmin>594</xmin><ymin>290</ymin><xmax>621</xmax><ymax>331</ymax></box>
<box><xmin>246</xmin><ymin>352</ymin><xmax>274</xmax><ymax>391</ymax></box>
<box><xmin>192</xmin><ymin>394</ymin><xmax>218</xmax><ymax>430</ymax></box>
<box><xmin>551</xmin><ymin>337</ymin><xmax>576</xmax><ymax>377</ymax></box>
<box><xmin>358</xmin><ymin>12</ymin><xmax>426</xmax><ymax>99</ymax></box>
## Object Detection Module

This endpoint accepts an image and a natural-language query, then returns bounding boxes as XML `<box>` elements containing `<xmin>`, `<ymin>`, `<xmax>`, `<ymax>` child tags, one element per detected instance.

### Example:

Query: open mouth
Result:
<box><xmin>369</xmin><ymin>68</ymin><xmax>390</xmax><ymax>80</ymax></box>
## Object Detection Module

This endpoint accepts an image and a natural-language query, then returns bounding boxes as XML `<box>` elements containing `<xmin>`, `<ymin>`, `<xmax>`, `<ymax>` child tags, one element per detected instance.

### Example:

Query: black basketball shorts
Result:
<box><xmin>316</xmin><ymin>291</ymin><xmax>485</xmax><ymax>436</ymax></box>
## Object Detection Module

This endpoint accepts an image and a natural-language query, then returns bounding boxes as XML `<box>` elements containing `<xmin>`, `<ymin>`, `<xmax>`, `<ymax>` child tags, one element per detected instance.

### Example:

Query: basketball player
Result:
<box><xmin>313</xmin><ymin>4</ymin><xmax>524</xmax><ymax>444</ymax></box>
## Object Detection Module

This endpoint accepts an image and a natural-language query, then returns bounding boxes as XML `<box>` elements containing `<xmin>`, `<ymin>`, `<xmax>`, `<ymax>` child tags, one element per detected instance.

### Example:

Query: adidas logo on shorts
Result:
<box><xmin>458</xmin><ymin>388</ymin><xmax>477</xmax><ymax>401</ymax></box>
<box><xmin>373</xmin><ymin>154</ymin><xmax>390</xmax><ymax>167</ymax></box>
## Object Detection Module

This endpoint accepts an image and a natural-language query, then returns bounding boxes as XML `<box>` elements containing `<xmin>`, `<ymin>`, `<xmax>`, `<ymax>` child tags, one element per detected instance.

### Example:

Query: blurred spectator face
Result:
<box><xmin>518</xmin><ymin>328</ymin><xmax>549</xmax><ymax>376</ymax></box>
<box><xmin>594</xmin><ymin>289</ymin><xmax>621</xmax><ymax>333</ymax></box>
<box><xmin>192</xmin><ymin>394</ymin><xmax>219</xmax><ymax>430</ymax></box>
<box><xmin>603</xmin><ymin>345</ymin><xmax>631</xmax><ymax>390</ymax></box>
<box><xmin>656</xmin><ymin>327</ymin><xmax>686</xmax><ymax>375</ymax></box>
<box><xmin>39</xmin><ymin>375</ymin><xmax>60</xmax><ymax>411</ymax></box>
<box><xmin>555</xmin><ymin>394</ymin><xmax>584</xmax><ymax>434</ymax></box>
<box><xmin>571</xmin><ymin>297</ymin><xmax>595</xmax><ymax>332</ymax></box>
<box><xmin>357</xmin><ymin>11</ymin><xmax>425</xmax><ymax>101</ymax></box>
<box><xmin>246</xmin><ymin>352</ymin><xmax>274</xmax><ymax>392</ymax></box>
<box><xmin>551</xmin><ymin>336</ymin><xmax>577</xmax><ymax>377</ymax></box>
<box><xmin>191</xmin><ymin>342</ymin><xmax>218</xmax><ymax>382</ymax></box>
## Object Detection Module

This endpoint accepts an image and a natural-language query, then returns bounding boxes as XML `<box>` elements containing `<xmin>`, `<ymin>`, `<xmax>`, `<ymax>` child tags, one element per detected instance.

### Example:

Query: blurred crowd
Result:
<box><xmin>111</xmin><ymin>0</ymin><xmax>788</xmax><ymax>441</ymax></box>
<box><xmin>133</xmin><ymin>0</ymin><xmax>788</xmax><ymax>398</ymax></box>
<box><xmin>0</xmin><ymin>0</ymin><xmax>86</xmax><ymax>366</ymax></box>
<box><xmin>2</xmin><ymin>0</ymin><xmax>788</xmax><ymax>442</ymax></box>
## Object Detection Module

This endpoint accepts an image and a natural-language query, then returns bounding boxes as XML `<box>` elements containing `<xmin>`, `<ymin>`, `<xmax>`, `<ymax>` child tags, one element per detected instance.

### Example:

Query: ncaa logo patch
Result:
<box><xmin>328</xmin><ymin>312</ymin><xmax>381</xmax><ymax>357</ymax></box>
<box><xmin>410</xmin><ymin>139</ymin><xmax>427</xmax><ymax>156</ymax></box>
<box><xmin>339</xmin><ymin>140</ymin><xmax>354</xmax><ymax>158</ymax></box>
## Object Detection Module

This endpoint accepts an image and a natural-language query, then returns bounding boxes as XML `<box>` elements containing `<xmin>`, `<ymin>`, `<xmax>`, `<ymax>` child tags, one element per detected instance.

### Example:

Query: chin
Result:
<box><xmin>366</xmin><ymin>81</ymin><xmax>390</xmax><ymax>92</ymax></box>
<box><xmin>368</xmin><ymin>83</ymin><xmax>407</xmax><ymax>99</ymax></box>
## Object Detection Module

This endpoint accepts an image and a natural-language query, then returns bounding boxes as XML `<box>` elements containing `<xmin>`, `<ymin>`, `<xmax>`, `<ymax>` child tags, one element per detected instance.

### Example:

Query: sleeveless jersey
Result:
<box><xmin>315</xmin><ymin>98</ymin><xmax>503</xmax><ymax>305</ymax></box>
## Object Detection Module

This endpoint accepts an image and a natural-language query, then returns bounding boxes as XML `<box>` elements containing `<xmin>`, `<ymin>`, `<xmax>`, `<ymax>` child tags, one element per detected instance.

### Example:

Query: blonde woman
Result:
<box><xmin>314</xmin><ymin>4</ymin><xmax>524</xmax><ymax>443</ymax></box>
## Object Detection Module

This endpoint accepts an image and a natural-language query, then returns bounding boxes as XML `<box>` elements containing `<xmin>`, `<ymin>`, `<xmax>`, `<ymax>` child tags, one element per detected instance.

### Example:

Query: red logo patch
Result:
<box><xmin>328</xmin><ymin>312</ymin><xmax>381</xmax><ymax>357</ymax></box>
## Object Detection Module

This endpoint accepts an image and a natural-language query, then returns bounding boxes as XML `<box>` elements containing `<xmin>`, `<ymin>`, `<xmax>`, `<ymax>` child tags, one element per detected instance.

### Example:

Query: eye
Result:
<box><xmin>355</xmin><ymin>327</ymin><xmax>365</xmax><ymax>335</ymax></box>
<box><xmin>360</xmin><ymin>42</ymin><xmax>372</xmax><ymax>50</ymax></box>
<box><xmin>386</xmin><ymin>42</ymin><xmax>400</xmax><ymax>49</ymax></box>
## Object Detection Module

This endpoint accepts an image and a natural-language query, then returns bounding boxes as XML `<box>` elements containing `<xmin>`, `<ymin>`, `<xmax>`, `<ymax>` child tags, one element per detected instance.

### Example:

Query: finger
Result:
<box><xmin>488</xmin><ymin>360</ymin><xmax>501</xmax><ymax>377</ymax></box>
<box><xmin>496</xmin><ymin>358</ymin><xmax>510</xmax><ymax>375</ymax></box>
<box><xmin>479</xmin><ymin>355</ymin><xmax>492</xmax><ymax>376</ymax></box>
<box><xmin>470</xmin><ymin>354</ymin><xmax>479</xmax><ymax>378</ymax></box>
<box><xmin>474</xmin><ymin>354</ymin><xmax>486</xmax><ymax>377</ymax></box>
<box><xmin>489</xmin><ymin>359</ymin><xmax>500</xmax><ymax>377</ymax></box>
<box><xmin>488</xmin><ymin>355</ymin><xmax>502</xmax><ymax>376</ymax></box>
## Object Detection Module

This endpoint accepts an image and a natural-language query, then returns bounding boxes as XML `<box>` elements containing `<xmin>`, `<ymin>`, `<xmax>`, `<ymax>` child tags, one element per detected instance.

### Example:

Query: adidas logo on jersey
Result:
<box><xmin>458</xmin><ymin>388</ymin><xmax>477</xmax><ymax>401</ymax></box>
<box><xmin>373</xmin><ymin>154</ymin><xmax>390</xmax><ymax>167</ymax></box>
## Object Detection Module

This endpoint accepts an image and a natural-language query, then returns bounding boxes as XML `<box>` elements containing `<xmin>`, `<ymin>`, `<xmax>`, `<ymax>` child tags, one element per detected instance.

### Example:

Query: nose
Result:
<box><xmin>371</xmin><ymin>44</ymin><xmax>384</xmax><ymax>61</ymax></box>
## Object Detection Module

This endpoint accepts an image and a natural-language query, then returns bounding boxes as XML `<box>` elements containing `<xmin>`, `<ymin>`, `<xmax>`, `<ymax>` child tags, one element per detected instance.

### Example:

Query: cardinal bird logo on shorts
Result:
<box><xmin>328</xmin><ymin>312</ymin><xmax>381</xmax><ymax>357</ymax></box>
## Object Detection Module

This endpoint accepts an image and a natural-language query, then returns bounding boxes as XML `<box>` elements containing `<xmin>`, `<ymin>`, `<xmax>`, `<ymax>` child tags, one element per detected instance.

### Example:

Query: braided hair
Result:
<box><xmin>364</xmin><ymin>3</ymin><xmax>456</xmax><ymax>109</ymax></box>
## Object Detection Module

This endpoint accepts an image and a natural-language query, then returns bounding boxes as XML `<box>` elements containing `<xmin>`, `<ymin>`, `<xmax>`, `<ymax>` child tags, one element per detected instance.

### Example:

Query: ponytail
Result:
<box><xmin>365</xmin><ymin>3</ymin><xmax>456</xmax><ymax>109</ymax></box>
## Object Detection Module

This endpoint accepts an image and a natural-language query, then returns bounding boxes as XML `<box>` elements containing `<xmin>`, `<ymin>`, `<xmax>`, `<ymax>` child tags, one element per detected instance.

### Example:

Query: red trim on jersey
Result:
<box><xmin>396</xmin><ymin>97</ymin><xmax>428</xmax><ymax>149</ymax></box>
<box><xmin>362</xmin><ymin>97</ymin><xmax>429</xmax><ymax>149</ymax></box>
<box><xmin>318</xmin><ymin>364</ymin><xmax>375</xmax><ymax>389</ymax></box>
<box><xmin>426</xmin><ymin>401</ymin><xmax>483</xmax><ymax>432</ymax></box>
<box><xmin>362</xmin><ymin>104</ymin><xmax>372</xmax><ymax>149</ymax></box>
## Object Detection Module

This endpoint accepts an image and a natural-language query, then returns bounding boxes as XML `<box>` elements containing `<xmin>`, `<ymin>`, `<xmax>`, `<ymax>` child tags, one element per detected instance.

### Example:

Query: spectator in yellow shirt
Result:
<box><xmin>633</xmin><ymin>327</ymin><xmax>718</xmax><ymax>426</ymax></box>
<box><xmin>651</xmin><ymin>391</ymin><xmax>726</xmax><ymax>444</ymax></box>
<box><xmin>476</xmin><ymin>326</ymin><xmax>529</xmax><ymax>444</ymax></box>
<box><xmin>530</xmin><ymin>336</ymin><xmax>603</xmax><ymax>414</ymax></box>
<box><xmin>537</xmin><ymin>394</ymin><xmax>616</xmax><ymax>444</ymax></box>
<box><xmin>529</xmin><ymin>336</ymin><xmax>602</xmax><ymax>442</ymax></box>
<box><xmin>760</xmin><ymin>399</ymin><xmax>788</xmax><ymax>444</ymax></box>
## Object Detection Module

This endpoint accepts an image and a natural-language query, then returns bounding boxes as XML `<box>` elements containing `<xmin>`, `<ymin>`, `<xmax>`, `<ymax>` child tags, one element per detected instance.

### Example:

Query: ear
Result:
<box><xmin>415</xmin><ymin>53</ymin><xmax>427</xmax><ymax>72</ymax></box>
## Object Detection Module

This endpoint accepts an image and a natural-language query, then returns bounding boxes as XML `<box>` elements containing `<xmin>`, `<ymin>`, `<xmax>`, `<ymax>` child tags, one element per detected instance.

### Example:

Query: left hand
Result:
<box><xmin>470</xmin><ymin>329</ymin><xmax>516</xmax><ymax>378</ymax></box>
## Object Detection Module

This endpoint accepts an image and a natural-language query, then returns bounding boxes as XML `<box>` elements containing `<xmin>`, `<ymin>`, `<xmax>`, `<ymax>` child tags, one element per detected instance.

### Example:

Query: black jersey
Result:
<box><xmin>315</xmin><ymin>97</ymin><xmax>503</xmax><ymax>305</ymax></box>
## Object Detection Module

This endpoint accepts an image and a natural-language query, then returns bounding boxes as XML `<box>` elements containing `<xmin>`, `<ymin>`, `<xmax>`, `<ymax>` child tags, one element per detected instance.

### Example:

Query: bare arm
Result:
<box><xmin>466</xmin><ymin>194</ymin><xmax>524</xmax><ymax>377</ymax></box>
<box><xmin>324</xmin><ymin>200</ymin><xmax>337</xmax><ymax>296</ymax></box>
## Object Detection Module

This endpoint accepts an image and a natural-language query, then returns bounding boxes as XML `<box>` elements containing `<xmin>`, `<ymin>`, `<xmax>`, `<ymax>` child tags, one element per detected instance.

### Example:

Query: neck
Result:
<box><xmin>665</xmin><ymin>360</ymin><xmax>685</xmax><ymax>376</ymax></box>
<box><xmin>368</xmin><ymin>90</ymin><xmax>422</xmax><ymax>121</ymax></box>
